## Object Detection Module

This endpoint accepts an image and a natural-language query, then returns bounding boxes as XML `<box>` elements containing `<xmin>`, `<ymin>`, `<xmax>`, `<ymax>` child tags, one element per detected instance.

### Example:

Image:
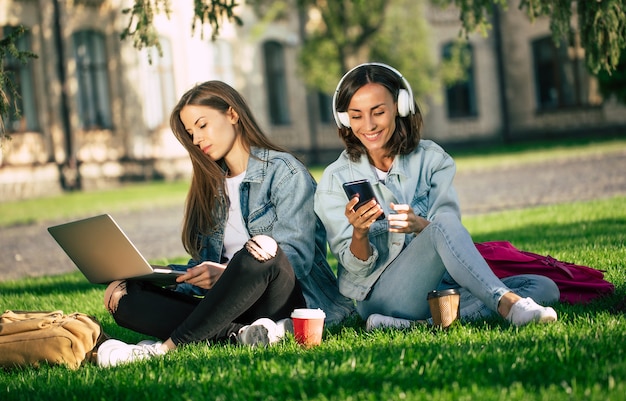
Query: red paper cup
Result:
<box><xmin>290</xmin><ymin>308</ymin><xmax>326</xmax><ymax>347</ymax></box>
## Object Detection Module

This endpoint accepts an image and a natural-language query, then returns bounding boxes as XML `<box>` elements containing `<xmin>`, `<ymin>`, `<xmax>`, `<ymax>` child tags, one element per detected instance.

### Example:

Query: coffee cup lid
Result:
<box><xmin>427</xmin><ymin>289</ymin><xmax>460</xmax><ymax>300</ymax></box>
<box><xmin>291</xmin><ymin>308</ymin><xmax>326</xmax><ymax>319</ymax></box>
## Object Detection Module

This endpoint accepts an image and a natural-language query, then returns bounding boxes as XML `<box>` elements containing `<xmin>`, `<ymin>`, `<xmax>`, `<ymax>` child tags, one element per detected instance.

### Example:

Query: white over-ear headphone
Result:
<box><xmin>332</xmin><ymin>62</ymin><xmax>415</xmax><ymax>128</ymax></box>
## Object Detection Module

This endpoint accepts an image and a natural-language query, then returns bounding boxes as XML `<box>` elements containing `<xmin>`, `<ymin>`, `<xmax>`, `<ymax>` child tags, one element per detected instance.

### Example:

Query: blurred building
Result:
<box><xmin>1</xmin><ymin>0</ymin><xmax>625</xmax><ymax>201</ymax></box>
<box><xmin>423</xmin><ymin>3</ymin><xmax>626</xmax><ymax>144</ymax></box>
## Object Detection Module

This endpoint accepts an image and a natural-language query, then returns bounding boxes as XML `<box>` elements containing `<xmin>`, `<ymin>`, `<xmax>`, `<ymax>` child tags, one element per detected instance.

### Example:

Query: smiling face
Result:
<box><xmin>346</xmin><ymin>83</ymin><xmax>397</xmax><ymax>165</ymax></box>
<box><xmin>179</xmin><ymin>104</ymin><xmax>241</xmax><ymax>163</ymax></box>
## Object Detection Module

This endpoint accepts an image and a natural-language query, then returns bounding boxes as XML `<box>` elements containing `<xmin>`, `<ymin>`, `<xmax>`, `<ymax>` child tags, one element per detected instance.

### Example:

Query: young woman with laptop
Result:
<box><xmin>96</xmin><ymin>81</ymin><xmax>353</xmax><ymax>367</ymax></box>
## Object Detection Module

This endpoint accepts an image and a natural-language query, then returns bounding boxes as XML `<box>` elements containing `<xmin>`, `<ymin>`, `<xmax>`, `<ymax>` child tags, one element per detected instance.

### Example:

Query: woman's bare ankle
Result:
<box><xmin>498</xmin><ymin>292</ymin><xmax>522</xmax><ymax>317</ymax></box>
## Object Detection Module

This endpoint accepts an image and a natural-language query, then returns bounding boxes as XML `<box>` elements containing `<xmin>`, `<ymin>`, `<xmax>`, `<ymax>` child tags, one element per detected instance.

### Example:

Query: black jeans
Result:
<box><xmin>110</xmin><ymin>245</ymin><xmax>306</xmax><ymax>344</ymax></box>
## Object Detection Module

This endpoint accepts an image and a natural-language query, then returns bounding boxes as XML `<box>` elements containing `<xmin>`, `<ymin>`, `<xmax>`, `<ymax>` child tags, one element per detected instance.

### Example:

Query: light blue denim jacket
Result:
<box><xmin>171</xmin><ymin>146</ymin><xmax>354</xmax><ymax>324</ymax></box>
<box><xmin>314</xmin><ymin>140</ymin><xmax>461</xmax><ymax>301</ymax></box>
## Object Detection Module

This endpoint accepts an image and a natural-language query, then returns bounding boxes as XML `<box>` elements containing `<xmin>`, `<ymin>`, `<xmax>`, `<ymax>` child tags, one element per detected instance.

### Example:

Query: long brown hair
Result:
<box><xmin>334</xmin><ymin>64</ymin><xmax>424</xmax><ymax>162</ymax></box>
<box><xmin>170</xmin><ymin>81</ymin><xmax>289</xmax><ymax>259</ymax></box>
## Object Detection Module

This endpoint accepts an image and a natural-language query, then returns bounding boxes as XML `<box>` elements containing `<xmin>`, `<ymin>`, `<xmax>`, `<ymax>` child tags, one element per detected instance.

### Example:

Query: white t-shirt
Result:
<box><xmin>223</xmin><ymin>172</ymin><xmax>250</xmax><ymax>264</ymax></box>
<box><xmin>375</xmin><ymin>167</ymin><xmax>388</xmax><ymax>181</ymax></box>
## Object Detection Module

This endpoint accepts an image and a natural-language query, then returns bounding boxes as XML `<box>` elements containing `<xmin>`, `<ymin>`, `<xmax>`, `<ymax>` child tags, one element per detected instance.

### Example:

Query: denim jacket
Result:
<box><xmin>171</xmin><ymin>146</ymin><xmax>354</xmax><ymax>324</ymax></box>
<box><xmin>314</xmin><ymin>140</ymin><xmax>461</xmax><ymax>301</ymax></box>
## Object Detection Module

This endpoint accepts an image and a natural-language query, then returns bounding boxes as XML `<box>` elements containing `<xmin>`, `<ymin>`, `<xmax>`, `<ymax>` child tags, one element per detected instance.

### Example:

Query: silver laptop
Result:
<box><xmin>48</xmin><ymin>214</ymin><xmax>184</xmax><ymax>285</ymax></box>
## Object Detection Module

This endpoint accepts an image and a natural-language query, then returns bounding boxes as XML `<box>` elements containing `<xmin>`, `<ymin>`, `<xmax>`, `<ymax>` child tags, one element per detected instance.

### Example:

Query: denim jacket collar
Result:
<box><xmin>243</xmin><ymin>146</ymin><xmax>269</xmax><ymax>183</ymax></box>
<box><xmin>347</xmin><ymin>151</ymin><xmax>413</xmax><ymax>182</ymax></box>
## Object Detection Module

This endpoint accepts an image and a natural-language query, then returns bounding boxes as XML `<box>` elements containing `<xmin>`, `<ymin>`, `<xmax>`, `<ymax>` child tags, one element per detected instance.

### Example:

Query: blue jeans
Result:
<box><xmin>356</xmin><ymin>213</ymin><xmax>560</xmax><ymax>321</ymax></box>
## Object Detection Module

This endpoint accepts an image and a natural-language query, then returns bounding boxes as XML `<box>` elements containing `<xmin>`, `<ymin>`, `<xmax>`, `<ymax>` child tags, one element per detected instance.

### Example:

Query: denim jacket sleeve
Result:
<box><xmin>246</xmin><ymin>149</ymin><xmax>354</xmax><ymax>323</ymax></box>
<box><xmin>246</xmin><ymin>154</ymin><xmax>318</xmax><ymax>280</ymax></box>
<box><xmin>314</xmin><ymin>151</ymin><xmax>390</xmax><ymax>300</ymax></box>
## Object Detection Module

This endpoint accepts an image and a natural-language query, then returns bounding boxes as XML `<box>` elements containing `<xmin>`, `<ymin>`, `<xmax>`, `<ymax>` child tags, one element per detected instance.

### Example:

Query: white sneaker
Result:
<box><xmin>237</xmin><ymin>318</ymin><xmax>286</xmax><ymax>346</ymax></box>
<box><xmin>137</xmin><ymin>340</ymin><xmax>158</xmax><ymax>346</ymax></box>
<box><xmin>366</xmin><ymin>314</ymin><xmax>413</xmax><ymax>331</ymax></box>
<box><xmin>276</xmin><ymin>318</ymin><xmax>294</xmax><ymax>338</ymax></box>
<box><xmin>506</xmin><ymin>297</ymin><xmax>558</xmax><ymax>326</ymax></box>
<box><xmin>97</xmin><ymin>339</ymin><xmax>166</xmax><ymax>367</ymax></box>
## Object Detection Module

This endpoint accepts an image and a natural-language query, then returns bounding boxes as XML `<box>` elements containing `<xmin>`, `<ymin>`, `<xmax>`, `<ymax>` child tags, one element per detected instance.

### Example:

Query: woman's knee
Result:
<box><xmin>245</xmin><ymin>235</ymin><xmax>278</xmax><ymax>262</ymax></box>
<box><xmin>430</xmin><ymin>212</ymin><xmax>463</xmax><ymax>230</ymax></box>
<box><xmin>103</xmin><ymin>280</ymin><xmax>127</xmax><ymax>313</ymax></box>
<box><xmin>506</xmin><ymin>274</ymin><xmax>560</xmax><ymax>304</ymax></box>
<box><xmin>532</xmin><ymin>275</ymin><xmax>560</xmax><ymax>303</ymax></box>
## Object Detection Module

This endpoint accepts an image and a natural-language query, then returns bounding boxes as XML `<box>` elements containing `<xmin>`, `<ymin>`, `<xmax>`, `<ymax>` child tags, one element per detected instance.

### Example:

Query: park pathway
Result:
<box><xmin>1</xmin><ymin>148</ymin><xmax>625</xmax><ymax>282</ymax></box>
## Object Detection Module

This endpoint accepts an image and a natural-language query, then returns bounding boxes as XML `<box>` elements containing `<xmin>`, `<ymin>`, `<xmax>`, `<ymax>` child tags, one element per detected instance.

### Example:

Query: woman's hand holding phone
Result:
<box><xmin>342</xmin><ymin>179</ymin><xmax>385</xmax><ymax>221</ymax></box>
<box><xmin>341</xmin><ymin>180</ymin><xmax>429</xmax><ymax>235</ymax></box>
<box><xmin>342</xmin><ymin>179</ymin><xmax>385</xmax><ymax>239</ymax></box>
<box><xmin>345</xmin><ymin>196</ymin><xmax>384</xmax><ymax>232</ymax></box>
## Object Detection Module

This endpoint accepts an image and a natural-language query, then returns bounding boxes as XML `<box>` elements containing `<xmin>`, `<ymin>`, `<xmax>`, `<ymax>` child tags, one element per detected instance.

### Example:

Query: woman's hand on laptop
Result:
<box><xmin>176</xmin><ymin>261</ymin><xmax>226</xmax><ymax>289</ymax></box>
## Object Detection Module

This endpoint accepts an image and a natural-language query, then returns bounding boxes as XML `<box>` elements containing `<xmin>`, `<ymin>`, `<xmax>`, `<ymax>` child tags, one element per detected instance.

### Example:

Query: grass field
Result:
<box><xmin>1</xmin><ymin>137</ymin><xmax>625</xmax><ymax>400</ymax></box>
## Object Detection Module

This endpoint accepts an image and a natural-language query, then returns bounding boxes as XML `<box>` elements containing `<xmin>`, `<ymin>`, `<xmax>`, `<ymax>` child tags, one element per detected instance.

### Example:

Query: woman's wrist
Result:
<box><xmin>414</xmin><ymin>219</ymin><xmax>430</xmax><ymax>235</ymax></box>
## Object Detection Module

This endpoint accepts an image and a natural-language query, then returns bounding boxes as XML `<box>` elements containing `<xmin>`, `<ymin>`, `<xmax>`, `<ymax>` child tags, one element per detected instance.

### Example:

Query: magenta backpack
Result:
<box><xmin>476</xmin><ymin>241</ymin><xmax>615</xmax><ymax>304</ymax></box>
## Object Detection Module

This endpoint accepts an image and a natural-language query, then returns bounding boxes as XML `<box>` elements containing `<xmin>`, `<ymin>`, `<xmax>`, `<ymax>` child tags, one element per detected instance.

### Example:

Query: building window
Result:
<box><xmin>1</xmin><ymin>26</ymin><xmax>38</xmax><ymax>132</ymax></box>
<box><xmin>210</xmin><ymin>40</ymin><xmax>234</xmax><ymax>85</ymax></box>
<box><xmin>532</xmin><ymin>34</ymin><xmax>599</xmax><ymax>110</ymax></box>
<box><xmin>141</xmin><ymin>37</ymin><xmax>176</xmax><ymax>130</ymax></box>
<box><xmin>263</xmin><ymin>41</ymin><xmax>290</xmax><ymax>125</ymax></box>
<box><xmin>318</xmin><ymin>92</ymin><xmax>333</xmax><ymax>124</ymax></box>
<box><xmin>72</xmin><ymin>30</ymin><xmax>112</xmax><ymax>129</ymax></box>
<box><xmin>442</xmin><ymin>42</ymin><xmax>477</xmax><ymax>119</ymax></box>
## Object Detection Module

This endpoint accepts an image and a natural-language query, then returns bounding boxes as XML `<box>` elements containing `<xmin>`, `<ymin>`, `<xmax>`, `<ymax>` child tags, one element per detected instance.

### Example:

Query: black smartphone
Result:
<box><xmin>342</xmin><ymin>179</ymin><xmax>385</xmax><ymax>220</ymax></box>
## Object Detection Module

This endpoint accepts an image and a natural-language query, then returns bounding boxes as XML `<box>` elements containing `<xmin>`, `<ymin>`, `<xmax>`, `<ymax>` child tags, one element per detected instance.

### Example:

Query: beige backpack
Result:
<box><xmin>0</xmin><ymin>310</ymin><xmax>103</xmax><ymax>369</ymax></box>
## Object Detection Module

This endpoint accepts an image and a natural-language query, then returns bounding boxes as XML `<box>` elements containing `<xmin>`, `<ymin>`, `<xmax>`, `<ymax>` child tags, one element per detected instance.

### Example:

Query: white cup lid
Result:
<box><xmin>290</xmin><ymin>308</ymin><xmax>326</xmax><ymax>319</ymax></box>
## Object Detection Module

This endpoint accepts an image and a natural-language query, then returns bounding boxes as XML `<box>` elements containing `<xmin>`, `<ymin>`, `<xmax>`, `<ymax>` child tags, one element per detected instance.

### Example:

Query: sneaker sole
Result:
<box><xmin>537</xmin><ymin>308</ymin><xmax>558</xmax><ymax>323</ymax></box>
<box><xmin>239</xmin><ymin>325</ymin><xmax>271</xmax><ymax>346</ymax></box>
<box><xmin>276</xmin><ymin>318</ymin><xmax>293</xmax><ymax>339</ymax></box>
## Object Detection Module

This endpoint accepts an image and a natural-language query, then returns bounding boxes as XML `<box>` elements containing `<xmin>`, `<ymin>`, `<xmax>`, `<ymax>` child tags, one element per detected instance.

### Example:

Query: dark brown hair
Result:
<box><xmin>170</xmin><ymin>81</ymin><xmax>289</xmax><ymax>259</ymax></box>
<box><xmin>335</xmin><ymin>64</ymin><xmax>423</xmax><ymax>162</ymax></box>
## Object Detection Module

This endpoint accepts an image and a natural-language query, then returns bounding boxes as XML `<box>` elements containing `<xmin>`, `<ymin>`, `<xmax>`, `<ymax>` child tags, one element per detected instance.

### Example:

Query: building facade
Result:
<box><xmin>1</xmin><ymin>0</ymin><xmax>625</xmax><ymax>201</ymax></box>
<box><xmin>422</xmin><ymin>1</ymin><xmax>626</xmax><ymax>144</ymax></box>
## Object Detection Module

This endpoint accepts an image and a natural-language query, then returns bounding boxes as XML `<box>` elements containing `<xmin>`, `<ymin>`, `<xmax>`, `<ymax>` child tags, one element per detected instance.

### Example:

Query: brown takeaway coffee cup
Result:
<box><xmin>291</xmin><ymin>308</ymin><xmax>325</xmax><ymax>347</ymax></box>
<box><xmin>427</xmin><ymin>289</ymin><xmax>460</xmax><ymax>329</ymax></box>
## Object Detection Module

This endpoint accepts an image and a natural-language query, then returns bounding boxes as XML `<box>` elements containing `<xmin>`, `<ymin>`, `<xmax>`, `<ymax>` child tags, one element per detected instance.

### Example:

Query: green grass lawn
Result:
<box><xmin>0</xmin><ymin>180</ymin><xmax>191</xmax><ymax>227</ymax></box>
<box><xmin>1</xmin><ymin>137</ymin><xmax>625</xmax><ymax>400</ymax></box>
<box><xmin>1</xmin><ymin>196</ymin><xmax>625</xmax><ymax>400</ymax></box>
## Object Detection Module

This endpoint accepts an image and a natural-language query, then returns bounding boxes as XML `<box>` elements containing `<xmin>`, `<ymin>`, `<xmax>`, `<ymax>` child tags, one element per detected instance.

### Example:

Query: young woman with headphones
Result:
<box><xmin>314</xmin><ymin>63</ymin><xmax>560</xmax><ymax>329</ymax></box>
